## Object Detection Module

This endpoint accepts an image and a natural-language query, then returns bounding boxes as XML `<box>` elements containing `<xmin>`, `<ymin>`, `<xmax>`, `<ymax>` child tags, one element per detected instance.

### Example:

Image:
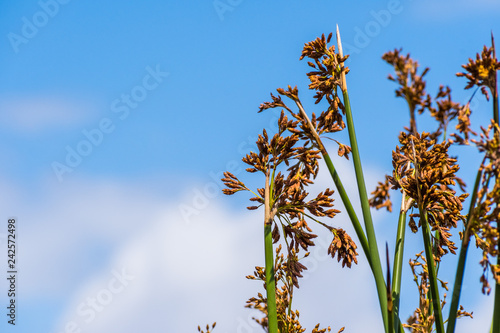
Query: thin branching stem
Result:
<box><xmin>293</xmin><ymin>100</ymin><xmax>371</xmax><ymax>267</ymax></box>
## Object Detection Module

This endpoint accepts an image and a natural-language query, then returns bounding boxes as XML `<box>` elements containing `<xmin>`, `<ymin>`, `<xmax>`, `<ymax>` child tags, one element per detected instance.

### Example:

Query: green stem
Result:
<box><xmin>492</xmin><ymin>251</ymin><xmax>500</xmax><ymax>333</ymax></box>
<box><xmin>420</xmin><ymin>209</ymin><xmax>445</xmax><ymax>333</ymax></box>
<box><xmin>446</xmin><ymin>168</ymin><xmax>482</xmax><ymax>333</ymax></box>
<box><xmin>264</xmin><ymin>222</ymin><xmax>278</xmax><ymax>333</ymax></box>
<box><xmin>336</xmin><ymin>26</ymin><xmax>388</xmax><ymax>332</ymax></box>
<box><xmin>295</xmin><ymin>96</ymin><xmax>387</xmax><ymax>328</ymax></box>
<box><xmin>392</xmin><ymin>195</ymin><xmax>408</xmax><ymax>333</ymax></box>
<box><xmin>264</xmin><ymin>171</ymin><xmax>278</xmax><ymax>333</ymax></box>
<box><xmin>342</xmin><ymin>88</ymin><xmax>389</xmax><ymax>333</ymax></box>
<box><xmin>387</xmin><ymin>243</ymin><xmax>394</xmax><ymax>333</ymax></box>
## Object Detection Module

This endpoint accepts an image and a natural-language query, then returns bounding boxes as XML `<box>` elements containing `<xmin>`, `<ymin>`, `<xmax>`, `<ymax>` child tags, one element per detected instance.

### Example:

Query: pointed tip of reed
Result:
<box><xmin>491</xmin><ymin>31</ymin><xmax>496</xmax><ymax>58</ymax></box>
<box><xmin>335</xmin><ymin>24</ymin><xmax>347</xmax><ymax>92</ymax></box>
<box><xmin>336</xmin><ymin>24</ymin><xmax>344</xmax><ymax>58</ymax></box>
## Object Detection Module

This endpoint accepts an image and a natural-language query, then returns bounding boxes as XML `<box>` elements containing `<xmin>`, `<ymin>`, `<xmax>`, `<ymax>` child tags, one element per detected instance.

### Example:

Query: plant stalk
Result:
<box><xmin>420</xmin><ymin>208</ymin><xmax>445</xmax><ymax>333</ymax></box>
<box><xmin>392</xmin><ymin>194</ymin><xmax>409</xmax><ymax>333</ymax></box>
<box><xmin>386</xmin><ymin>243</ymin><xmax>394</xmax><ymax>333</ymax></box>
<box><xmin>336</xmin><ymin>25</ymin><xmax>389</xmax><ymax>333</ymax></box>
<box><xmin>446</xmin><ymin>168</ymin><xmax>482</xmax><ymax>333</ymax></box>
<box><xmin>264</xmin><ymin>170</ymin><xmax>278</xmax><ymax>333</ymax></box>
<box><xmin>493</xmin><ymin>251</ymin><xmax>500</xmax><ymax>333</ymax></box>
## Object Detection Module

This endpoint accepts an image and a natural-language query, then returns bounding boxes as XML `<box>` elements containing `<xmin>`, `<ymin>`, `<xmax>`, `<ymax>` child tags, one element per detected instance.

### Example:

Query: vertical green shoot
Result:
<box><xmin>420</xmin><ymin>209</ymin><xmax>445</xmax><ymax>333</ymax></box>
<box><xmin>337</xmin><ymin>25</ymin><xmax>389</xmax><ymax>333</ymax></box>
<box><xmin>392</xmin><ymin>195</ymin><xmax>409</xmax><ymax>333</ymax></box>
<box><xmin>264</xmin><ymin>170</ymin><xmax>278</xmax><ymax>333</ymax></box>
<box><xmin>447</xmin><ymin>168</ymin><xmax>482</xmax><ymax>333</ymax></box>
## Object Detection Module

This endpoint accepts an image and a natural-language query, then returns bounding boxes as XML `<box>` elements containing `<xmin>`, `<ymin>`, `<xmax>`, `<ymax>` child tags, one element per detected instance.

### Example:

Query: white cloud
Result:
<box><xmin>0</xmin><ymin>94</ymin><xmax>97</xmax><ymax>133</ymax></box>
<box><xmin>52</xmin><ymin>197</ymin><xmax>263</xmax><ymax>333</ymax></box>
<box><xmin>48</xmin><ymin>158</ymin><xmax>392</xmax><ymax>333</ymax></box>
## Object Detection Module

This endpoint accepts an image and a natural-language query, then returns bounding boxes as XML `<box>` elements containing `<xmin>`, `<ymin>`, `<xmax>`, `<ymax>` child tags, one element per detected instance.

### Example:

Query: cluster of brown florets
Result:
<box><xmin>220</xmin><ymin>33</ymin><xmax>355</xmax><ymax>333</ymax></box>
<box><xmin>458</xmin><ymin>36</ymin><xmax>500</xmax><ymax>295</ymax></box>
<box><xmin>257</xmin><ymin>34</ymin><xmax>351</xmax><ymax>165</ymax></box>
<box><xmin>457</xmin><ymin>41</ymin><xmax>500</xmax><ymax>101</ymax></box>
<box><xmin>246</xmin><ymin>245</ymin><xmax>343</xmax><ymax>333</ymax></box>
<box><xmin>370</xmin><ymin>35</ymin><xmax>499</xmax><ymax>329</ymax></box>
<box><xmin>404</xmin><ymin>252</ymin><xmax>473</xmax><ymax>332</ymax></box>
<box><xmin>197</xmin><ymin>323</ymin><xmax>216</xmax><ymax>333</ymax></box>
<box><xmin>470</xmin><ymin>121</ymin><xmax>500</xmax><ymax>294</ymax></box>
<box><xmin>382</xmin><ymin>49</ymin><xmax>431</xmax><ymax>134</ymax></box>
<box><xmin>301</xmin><ymin>33</ymin><xmax>349</xmax><ymax>104</ymax></box>
<box><xmin>222</xmin><ymin>105</ymin><xmax>357</xmax><ymax>280</ymax></box>
<box><xmin>388</xmin><ymin>132</ymin><xmax>468</xmax><ymax>259</ymax></box>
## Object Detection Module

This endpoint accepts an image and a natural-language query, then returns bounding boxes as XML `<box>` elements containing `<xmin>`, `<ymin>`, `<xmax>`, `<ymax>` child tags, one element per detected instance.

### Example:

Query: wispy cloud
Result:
<box><xmin>0</xmin><ymin>94</ymin><xmax>97</xmax><ymax>134</ymax></box>
<box><xmin>48</xmin><ymin>158</ymin><xmax>388</xmax><ymax>332</ymax></box>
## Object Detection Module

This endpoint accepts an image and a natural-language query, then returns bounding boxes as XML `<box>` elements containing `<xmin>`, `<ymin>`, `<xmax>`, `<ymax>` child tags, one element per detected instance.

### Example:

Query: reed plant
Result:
<box><xmin>201</xmin><ymin>28</ymin><xmax>500</xmax><ymax>333</ymax></box>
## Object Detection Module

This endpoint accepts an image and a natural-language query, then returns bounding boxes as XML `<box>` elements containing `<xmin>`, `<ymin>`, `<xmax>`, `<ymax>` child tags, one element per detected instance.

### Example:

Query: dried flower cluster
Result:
<box><xmin>221</xmin><ymin>111</ymin><xmax>358</xmax><ymax>275</ymax></box>
<box><xmin>428</xmin><ymin>85</ymin><xmax>465</xmax><ymax>141</ymax></box>
<box><xmin>456</xmin><ymin>35</ymin><xmax>500</xmax><ymax>295</ymax></box>
<box><xmin>382</xmin><ymin>49</ymin><xmax>430</xmax><ymax>134</ymax></box>
<box><xmin>218</xmin><ymin>32</ymin><xmax>360</xmax><ymax>332</ymax></box>
<box><xmin>371</xmin><ymin>36</ymin><xmax>499</xmax><ymax>331</ymax></box>
<box><xmin>469</xmin><ymin>121</ymin><xmax>500</xmax><ymax>294</ymax></box>
<box><xmin>246</xmin><ymin>245</ymin><xmax>343</xmax><ymax>333</ymax></box>
<box><xmin>372</xmin><ymin>49</ymin><xmax>468</xmax><ymax>216</ymax></box>
<box><xmin>405</xmin><ymin>251</ymin><xmax>438</xmax><ymax>333</ymax></box>
<box><xmin>457</xmin><ymin>40</ymin><xmax>500</xmax><ymax>101</ymax></box>
<box><xmin>197</xmin><ymin>323</ymin><xmax>216</xmax><ymax>333</ymax></box>
<box><xmin>258</xmin><ymin>33</ymin><xmax>351</xmax><ymax>159</ymax></box>
<box><xmin>382</xmin><ymin>49</ymin><xmax>474</xmax><ymax>144</ymax></box>
<box><xmin>222</xmin><ymin>111</ymin><xmax>345</xmax><ymax>268</ymax></box>
<box><xmin>369</xmin><ymin>176</ymin><xmax>393</xmax><ymax>213</ymax></box>
<box><xmin>202</xmin><ymin>31</ymin><xmax>500</xmax><ymax>333</ymax></box>
<box><xmin>300</xmin><ymin>33</ymin><xmax>349</xmax><ymax>104</ymax></box>
<box><xmin>389</xmin><ymin>132</ymin><xmax>468</xmax><ymax>259</ymax></box>
<box><xmin>404</xmin><ymin>253</ymin><xmax>472</xmax><ymax>333</ymax></box>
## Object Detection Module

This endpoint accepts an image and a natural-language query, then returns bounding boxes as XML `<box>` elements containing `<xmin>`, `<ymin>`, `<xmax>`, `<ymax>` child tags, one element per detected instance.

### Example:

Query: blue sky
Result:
<box><xmin>0</xmin><ymin>1</ymin><xmax>499</xmax><ymax>332</ymax></box>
